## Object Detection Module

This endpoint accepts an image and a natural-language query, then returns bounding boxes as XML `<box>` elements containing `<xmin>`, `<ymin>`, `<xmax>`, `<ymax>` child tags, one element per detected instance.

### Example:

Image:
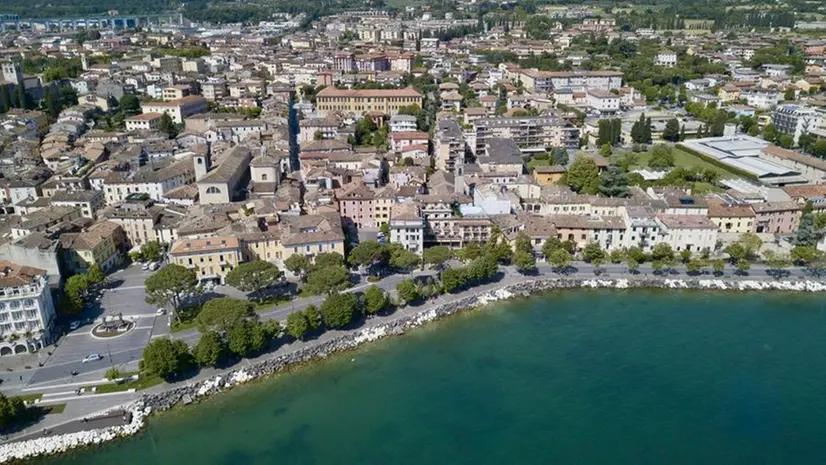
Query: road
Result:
<box><xmin>16</xmin><ymin>260</ymin><xmax>816</xmax><ymax>389</ymax></box>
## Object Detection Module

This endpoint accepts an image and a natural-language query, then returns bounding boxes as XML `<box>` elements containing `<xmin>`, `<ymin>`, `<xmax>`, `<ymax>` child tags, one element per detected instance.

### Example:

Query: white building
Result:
<box><xmin>587</xmin><ymin>89</ymin><xmax>620</xmax><ymax>114</ymax></box>
<box><xmin>656</xmin><ymin>51</ymin><xmax>677</xmax><ymax>67</ymax></box>
<box><xmin>389</xmin><ymin>204</ymin><xmax>424</xmax><ymax>254</ymax></box>
<box><xmin>742</xmin><ymin>89</ymin><xmax>781</xmax><ymax>110</ymax></box>
<box><xmin>773</xmin><ymin>105</ymin><xmax>822</xmax><ymax>145</ymax></box>
<box><xmin>657</xmin><ymin>215</ymin><xmax>718</xmax><ymax>253</ymax></box>
<box><xmin>0</xmin><ymin>261</ymin><xmax>56</xmax><ymax>356</ymax></box>
<box><xmin>389</xmin><ymin>114</ymin><xmax>417</xmax><ymax>133</ymax></box>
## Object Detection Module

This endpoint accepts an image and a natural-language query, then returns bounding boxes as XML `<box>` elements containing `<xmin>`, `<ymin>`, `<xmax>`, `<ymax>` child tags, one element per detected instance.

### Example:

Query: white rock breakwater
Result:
<box><xmin>4</xmin><ymin>275</ymin><xmax>825</xmax><ymax>462</ymax></box>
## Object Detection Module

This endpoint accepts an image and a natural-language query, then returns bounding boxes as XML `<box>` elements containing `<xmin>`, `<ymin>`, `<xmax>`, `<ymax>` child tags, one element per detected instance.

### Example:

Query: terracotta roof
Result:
<box><xmin>316</xmin><ymin>87</ymin><xmax>422</xmax><ymax>98</ymax></box>
<box><xmin>0</xmin><ymin>261</ymin><xmax>47</xmax><ymax>289</ymax></box>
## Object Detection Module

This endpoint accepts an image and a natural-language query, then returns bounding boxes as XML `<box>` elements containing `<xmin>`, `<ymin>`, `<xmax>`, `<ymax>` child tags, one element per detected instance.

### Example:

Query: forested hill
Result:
<box><xmin>0</xmin><ymin>0</ymin><xmax>205</xmax><ymax>18</ymax></box>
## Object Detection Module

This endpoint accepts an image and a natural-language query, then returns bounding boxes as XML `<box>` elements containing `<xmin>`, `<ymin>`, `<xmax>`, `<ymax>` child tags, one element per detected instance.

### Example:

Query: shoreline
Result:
<box><xmin>3</xmin><ymin>275</ymin><xmax>826</xmax><ymax>462</ymax></box>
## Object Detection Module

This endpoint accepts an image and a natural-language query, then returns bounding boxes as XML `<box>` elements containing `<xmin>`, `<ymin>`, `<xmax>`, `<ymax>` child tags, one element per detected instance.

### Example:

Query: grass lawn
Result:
<box><xmin>19</xmin><ymin>393</ymin><xmax>43</xmax><ymax>403</ymax></box>
<box><xmin>42</xmin><ymin>403</ymin><xmax>66</xmax><ymax>415</ymax></box>
<box><xmin>614</xmin><ymin>147</ymin><xmax>741</xmax><ymax>179</ymax></box>
<box><xmin>527</xmin><ymin>158</ymin><xmax>551</xmax><ymax>172</ymax></box>
<box><xmin>95</xmin><ymin>375</ymin><xmax>163</xmax><ymax>394</ymax></box>
<box><xmin>170</xmin><ymin>305</ymin><xmax>202</xmax><ymax>333</ymax></box>
<box><xmin>252</xmin><ymin>295</ymin><xmax>291</xmax><ymax>312</ymax></box>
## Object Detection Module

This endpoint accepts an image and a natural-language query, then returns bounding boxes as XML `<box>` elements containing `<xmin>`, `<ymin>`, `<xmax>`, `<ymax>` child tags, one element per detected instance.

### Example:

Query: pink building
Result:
<box><xmin>336</xmin><ymin>183</ymin><xmax>375</xmax><ymax>229</ymax></box>
<box><xmin>751</xmin><ymin>201</ymin><xmax>801</xmax><ymax>235</ymax></box>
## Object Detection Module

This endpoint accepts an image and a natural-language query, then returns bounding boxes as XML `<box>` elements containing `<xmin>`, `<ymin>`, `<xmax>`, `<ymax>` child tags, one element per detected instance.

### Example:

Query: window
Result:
<box><xmin>261</xmin><ymin>173</ymin><xmax>267</xmax><ymax>181</ymax></box>
<box><xmin>206</xmin><ymin>186</ymin><xmax>221</xmax><ymax>194</ymax></box>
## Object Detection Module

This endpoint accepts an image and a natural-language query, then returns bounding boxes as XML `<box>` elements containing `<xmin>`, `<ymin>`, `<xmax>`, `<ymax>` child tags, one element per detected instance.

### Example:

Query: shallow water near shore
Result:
<box><xmin>36</xmin><ymin>289</ymin><xmax>826</xmax><ymax>464</ymax></box>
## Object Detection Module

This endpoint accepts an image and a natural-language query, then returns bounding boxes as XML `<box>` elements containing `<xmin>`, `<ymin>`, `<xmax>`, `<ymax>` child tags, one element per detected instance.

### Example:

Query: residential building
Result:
<box><xmin>0</xmin><ymin>261</ymin><xmax>56</xmax><ymax>355</ymax></box>
<box><xmin>141</xmin><ymin>96</ymin><xmax>209</xmax><ymax>124</ymax></box>
<box><xmin>657</xmin><ymin>215</ymin><xmax>718</xmax><ymax>253</ymax></box>
<box><xmin>517</xmin><ymin>70</ymin><xmax>623</xmax><ymax>93</ymax></box>
<box><xmin>751</xmin><ymin>201</ymin><xmax>802</xmax><ymax>235</ymax></box>
<box><xmin>532</xmin><ymin>165</ymin><xmax>566</xmax><ymax>186</ymax></box>
<box><xmin>389</xmin><ymin>114</ymin><xmax>417</xmax><ymax>133</ymax></box>
<box><xmin>656</xmin><ymin>51</ymin><xmax>678</xmax><ymax>67</ymax></box>
<box><xmin>49</xmin><ymin>190</ymin><xmax>104</xmax><ymax>219</ymax></box>
<box><xmin>315</xmin><ymin>87</ymin><xmax>422</xmax><ymax>116</ymax></box>
<box><xmin>587</xmin><ymin>89</ymin><xmax>621</xmax><ymax>114</ymax></box>
<box><xmin>474</xmin><ymin>116</ymin><xmax>579</xmax><ymax>154</ymax></box>
<box><xmin>11</xmin><ymin>206</ymin><xmax>82</xmax><ymax>240</ymax></box>
<box><xmin>59</xmin><ymin>221</ymin><xmax>126</xmax><ymax>273</ymax></box>
<box><xmin>772</xmin><ymin>105</ymin><xmax>822</xmax><ymax>145</ymax></box>
<box><xmin>435</xmin><ymin>119</ymin><xmax>466</xmax><ymax>172</ymax></box>
<box><xmin>389</xmin><ymin>203</ymin><xmax>424</xmax><ymax>254</ymax></box>
<box><xmin>169</xmin><ymin>236</ymin><xmax>242</xmax><ymax>284</ymax></box>
<box><xmin>125</xmin><ymin>113</ymin><xmax>162</xmax><ymax>131</ymax></box>
<box><xmin>337</xmin><ymin>183</ymin><xmax>375</xmax><ymax>229</ymax></box>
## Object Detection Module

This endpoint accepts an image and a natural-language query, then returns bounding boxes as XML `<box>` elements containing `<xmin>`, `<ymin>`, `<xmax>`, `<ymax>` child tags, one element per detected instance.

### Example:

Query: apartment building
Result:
<box><xmin>337</xmin><ymin>183</ymin><xmax>375</xmax><ymax>229</ymax></box>
<box><xmin>141</xmin><ymin>96</ymin><xmax>208</xmax><ymax>124</ymax></box>
<box><xmin>49</xmin><ymin>189</ymin><xmax>104</xmax><ymax>219</ymax></box>
<box><xmin>518</xmin><ymin>70</ymin><xmax>623</xmax><ymax>93</ymax></box>
<box><xmin>772</xmin><ymin>105</ymin><xmax>822</xmax><ymax>145</ymax></box>
<box><xmin>97</xmin><ymin>157</ymin><xmax>196</xmax><ymax>204</ymax></box>
<box><xmin>435</xmin><ymin>119</ymin><xmax>466</xmax><ymax>172</ymax></box>
<box><xmin>59</xmin><ymin>220</ymin><xmax>126</xmax><ymax>273</ymax></box>
<box><xmin>0</xmin><ymin>261</ymin><xmax>57</xmax><ymax>355</ymax></box>
<box><xmin>315</xmin><ymin>87</ymin><xmax>422</xmax><ymax>116</ymax></box>
<box><xmin>11</xmin><ymin>206</ymin><xmax>82</xmax><ymax>240</ymax></box>
<box><xmin>389</xmin><ymin>203</ymin><xmax>424</xmax><ymax>254</ymax></box>
<box><xmin>474</xmin><ymin>116</ymin><xmax>579</xmax><ymax>154</ymax></box>
<box><xmin>751</xmin><ymin>201</ymin><xmax>802</xmax><ymax>235</ymax></box>
<box><xmin>169</xmin><ymin>236</ymin><xmax>242</xmax><ymax>284</ymax></box>
<box><xmin>125</xmin><ymin>113</ymin><xmax>163</xmax><ymax>132</ymax></box>
<box><xmin>657</xmin><ymin>215</ymin><xmax>719</xmax><ymax>253</ymax></box>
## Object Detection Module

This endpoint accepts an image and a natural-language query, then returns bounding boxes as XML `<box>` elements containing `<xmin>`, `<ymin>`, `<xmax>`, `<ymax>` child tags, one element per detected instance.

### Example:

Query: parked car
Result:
<box><xmin>156</xmin><ymin>308</ymin><xmax>167</xmax><ymax>315</ymax></box>
<box><xmin>141</xmin><ymin>262</ymin><xmax>150</xmax><ymax>271</ymax></box>
<box><xmin>81</xmin><ymin>353</ymin><xmax>103</xmax><ymax>363</ymax></box>
<box><xmin>69</xmin><ymin>321</ymin><xmax>80</xmax><ymax>331</ymax></box>
<box><xmin>149</xmin><ymin>262</ymin><xmax>159</xmax><ymax>271</ymax></box>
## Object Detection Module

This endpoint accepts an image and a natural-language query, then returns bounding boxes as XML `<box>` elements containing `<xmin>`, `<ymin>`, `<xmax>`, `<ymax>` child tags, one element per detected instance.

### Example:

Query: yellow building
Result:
<box><xmin>59</xmin><ymin>221</ymin><xmax>126</xmax><ymax>273</ymax></box>
<box><xmin>532</xmin><ymin>165</ymin><xmax>566</xmax><ymax>186</ymax></box>
<box><xmin>169</xmin><ymin>236</ymin><xmax>242</xmax><ymax>284</ymax></box>
<box><xmin>240</xmin><ymin>213</ymin><xmax>346</xmax><ymax>268</ymax></box>
<box><xmin>315</xmin><ymin>87</ymin><xmax>422</xmax><ymax>117</ymax></box>
<box><xmin>718</xmin><ymin>84</ymin><xmax>740</xmax><ymax>103</ymax></box>
<box><xmin>707</xmin><ymin>203</ymin><xmax>756</xmax><ymax>234</ymax></box>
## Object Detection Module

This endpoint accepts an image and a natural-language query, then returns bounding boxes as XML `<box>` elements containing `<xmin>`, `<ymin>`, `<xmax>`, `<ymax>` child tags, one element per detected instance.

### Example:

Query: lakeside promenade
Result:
<box><xmin>5</xmin><ymin>260</ymin><xmax>823</xmax><ymax>445</ymax></box>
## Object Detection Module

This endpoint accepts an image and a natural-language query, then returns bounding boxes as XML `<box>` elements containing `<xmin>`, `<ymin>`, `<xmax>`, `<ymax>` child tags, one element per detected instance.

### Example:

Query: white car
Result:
<box><xmin>141</xmin><ymin>262</ymin><xmax>150</xmax><ymax>271</ymax></box>
<box><xmin>156</xmin><ymin>308</ymin><xmax>167</xmax><ymax>315</ymax></box>
<box><xmin>81</xmin><ymin>353</ymin><xmax>103</xmax><ymax>363</ymax></box>
<box><xmin>149</xmin><ymin>262</ymin><xmax>159</xmax><ymax>271</ymax></box>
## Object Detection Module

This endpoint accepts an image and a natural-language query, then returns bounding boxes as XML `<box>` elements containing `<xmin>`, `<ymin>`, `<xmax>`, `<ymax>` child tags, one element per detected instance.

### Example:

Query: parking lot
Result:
<box><xmin>97</xmin><ymin>263</ymin><xmax>161</xmax><ymax>318</ymax></box>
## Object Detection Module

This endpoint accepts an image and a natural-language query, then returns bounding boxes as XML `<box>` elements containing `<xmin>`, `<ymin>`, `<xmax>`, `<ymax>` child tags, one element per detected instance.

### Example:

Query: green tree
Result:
<box><xmin>735</xmin><ymin>258</ymin><xmax>751</xmax><ymax>275</ymax></box>
<box><xmin>651</xmin><ymin>243</ymin><xmax>675</xmax><ymax>262</ymax></box>
<box><xmin>458</xmin><ymin>242</ymin><xmax>485</xmax><ymax>262</ymax></box>
<box><xmin>423</xmin><ymin>246</ymin><xmax>454</xmax><ymax>268</ymax></box>
<box><xmin>514</xmin><ymin>233</ymin><xmax>534</xmax><ymax>255</ymax></box>
<box><xmin>548</xmin><ymin>248</ymin><xmax>572</xmax><ymax>271</ymax></box>
<box><xmin>662</xmin><ymin>118</ymin><xmax>681</xmax><ymax>142</ymax></box>
<box><xmin>649</xmin><ymin>144</ymin><xmax>675</xmax><ymax>169</ymax></box>
<box><xmin>313</xmin><ymin>252</ymin><xmax>345</xmax><ymax>270</ymax></box>
<box><xmin>284</xmin><ymin>254</ymin><xmax>311</xmax><ymax>277</ymax></box>
<box><xmin>194</xmin><ymin>331</ymin><xmax>226</xmax><ymax>367</ymax></box>
<box><xmin>794</xmin><ymin>213</ymin><xmax>822</xmax><ymax>246</ymax></box>
<box><xmin>105</xmin><ymin>367</ymin><xmax>122</xmax><ymax>381</ymax></box>
<box><xmin>626</xmin><ymin>246</ymin><xmax>647</xmax><ymax>263</ymax></box>
<box><xmin>63</xmin><ymin>274</ymin><xmax>89</xmax><ymax>314</ymax></box>
<box><xmin>541</xmin><ymin>237</ymin><xmax>564</xmax><ymax>258</ymax></box>
<box><xmin>141</xmin><ymin>338</ymin><xmax>192</xmax><ymax>380</ymax></box>
<box><xmin>513</xmin><ymin>250</ymin><xmax>537</xmax><ymax>273</ymax></box>
<box><xmin>567</xmin><ymin>155</ymin><xmax>600</xmax><ymax>194</ymax></box>
<box><xmin>784</xmin><ymin>88</ymin><xmax>796</xmax><ymax>101</ymax></box>
<box><xmin>119</xmin><ymin>94</ymin><xmax>141</xmax><ymax>115</ymax></box>
<box><xmin>710</xmin><ymin>110</ymin><xmax>728</xmax><ymax>137</ymax></box>
<box><xmin>0</xmin><ymin>85</ymin><xmax>9</xmax><ymax>113</ymax></box>
<box><xmin>396</xmin><ymin>279</ymin><xmax>421</xmax><ymax>304</ymax></box>
<box><xmin>42</xmin><ymin>86</ymin><xmax>57</xmax><ymax>119</ymax></box>
<box><xmin>363</xmin><ymin>285</ymin><xmax>388</xmax><ymax>315</ymax></box>
<box><xmin>196</xmin><ymin>297</ymin><xmax>254</xmax><ymax>331</ymax></box>
<box><xmin>320</xmin><ymin>292</ymin><xmax>359</xmax><ymax>329</ymax></box>
<box><xmin>389</xmin><ymin>245</ymin><xmax>421</xmax><ymax>270</ymax></box>
<box><xmin>712</xmin><ymin>259</ymin><xmax>725</xmax><ymax>275</ymax></box>
<box><xmin>305</xmin><ymin>265</ymin><xmax>350</xmax><ymax>295</ymax></box>
<box><xmin>348</xmin><ymin>240</ymin><xmax>390</xmax><ymax>271</ymax></box>
<box><xmin>285</xmin><ymin>312</ymin><xmax>310</xmax><ymax>340</ymax></box>
<box><xmin>304</xmin><ymin>304</ymin><xmax>321</xmax><ymax>330</ymax></box>
<box><xmin>440</xmin><ymin>267</ymin><xmax>466</xmax><ymax>293</ymax></box>
<box><xmin>582</xmin><ymin>242</ymin><xmax>606</xmax><ymax>263</ymax></box>
<box><xmin>763</xmin><ymin>123</ymin><xmax>779</xmax><ymax>143</ymax></box>
<box><xmin>609</xmin><ymin>249</ymin><xmax>625</xmax><ymax>264</ymax></box>
<box><xmin>157</xmin><ymin>112</ymin><xmax>178</xmax><ymax>138</ymax></box>
<box><xmin>680</xmin><ymin>249</ymin><xmax>692</xmax><ymax>264</ymax></box>
<box><xmin>139</xmin><ymin>241</ymin><xmax>164</xmax><ymax>262</ymax></box>
<box><xmin>86</xmin><ymin>263</ymin><xmax>105</xmax><ymax>286</ymax></box>
<box><xmin>598</xmin><ymin>163</ymin><xmax>630</xmax><ymax>198</ymax></box>
<box><xmin>0</xmin><ymin>393</ymin><xmax>27</xmax><ymax>430</ymax></box>
<box><xmin>626</xmin><ymin>256</ymin><xmax>640</xmax><ymax>273</ymax></box>
<box><xmin>225</xmin><ymin>260</ymin><xmax>281</xmax><ymax>301</ymax></box>
<box><xmin>740</xmin><ymin>232</ymin><xmax>763</xmax><ymax>260</ymax></box>
<box><xmin>226</xmin><ymin>320</ymin><xmax>267</xmax><ymax>357</ymax></box>
<box><xmin>144</xmin><ymin>264</ymin><xmax>199</xmax><ymax>324</ymax></box>
<box><xmin>686</xmin><ymin>258</ymin><xmax>706</xmax><ymax>274</ymax></box>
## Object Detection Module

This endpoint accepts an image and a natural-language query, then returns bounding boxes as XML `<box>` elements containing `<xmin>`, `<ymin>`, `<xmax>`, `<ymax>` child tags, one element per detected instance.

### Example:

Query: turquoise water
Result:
<box><xmin>40</xmin><ymin>290</ymin><xmax>826</xmax><ymax>465</ymax></box>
